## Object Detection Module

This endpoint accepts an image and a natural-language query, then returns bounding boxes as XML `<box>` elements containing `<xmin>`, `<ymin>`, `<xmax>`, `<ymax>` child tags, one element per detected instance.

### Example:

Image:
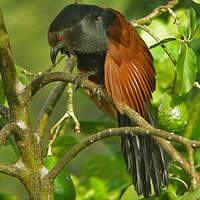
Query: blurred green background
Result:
<box><xmin>0</xmin><ymin>0</ymin><xmax>200</xmax><ymax>199</ymax></box>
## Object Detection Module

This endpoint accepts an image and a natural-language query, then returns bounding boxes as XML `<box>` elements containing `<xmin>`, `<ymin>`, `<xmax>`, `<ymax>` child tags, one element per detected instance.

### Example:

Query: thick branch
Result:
<box><xmin>24</xmin><ymin>72</ymin><xmax>74</xmax><ymax>99</ymax></box>
<box><xmin>46</xmin><ymin>126</ymin><xmax>153</xmax><ymax>180</ymax></box>
<box><xmin>134</xmin><ymin>0</ymin><xmax>179</xmax><ymax>25</ymax></box>
<box><xmin>0</xmin><ymin>162</ymin><xmax>20</xmax><ymax>177</ymax></box>
<box><xmin>0</xmin><ymin>11</ymin><xmax>20</xmax><ymax>119</ymax></box>
<box><xmin>25</xmin><ymin>71</ymin><xmax>200</xmax><ymax>148</ymax></box>
<box><xmin>0</xmin><ymin>122</ymin><xmax>23</xmax><ymax>146</ymax></box>
<box><xmin>0</xmin><ymin>10</ymin><xmax>43</xmax><ymax>169</ymax></box>
<box><xmin>24</xmin><ymin>71</ymin><xmax>111</xmax><ymax>105</ymax></box>
<box><xmin>48</xmin><ymin>125</ymin><xmax>200</xmax><ymax>181</ymax></box>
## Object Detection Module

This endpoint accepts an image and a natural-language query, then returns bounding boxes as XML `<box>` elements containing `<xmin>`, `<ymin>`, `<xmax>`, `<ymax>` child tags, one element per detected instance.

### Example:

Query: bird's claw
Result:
<box><xmin>93</xmin><ymin>84</ymin><xmax>105</xmax><ymax>101</ymax></box>
<box><xmin>75</xmin><ymin>71</ymin><xmax>96</xmax><ymax>90</ymax></box>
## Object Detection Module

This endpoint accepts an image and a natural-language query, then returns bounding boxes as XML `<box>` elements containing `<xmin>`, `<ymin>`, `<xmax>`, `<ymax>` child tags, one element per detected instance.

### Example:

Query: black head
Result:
<box><xmin>48</xmin><ymin>4</ymin><xmax>117</xmax><ymax>64</ymax></box>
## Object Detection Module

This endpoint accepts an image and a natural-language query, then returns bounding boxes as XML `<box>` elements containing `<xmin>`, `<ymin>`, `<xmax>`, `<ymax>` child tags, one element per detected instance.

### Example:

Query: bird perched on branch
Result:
<box><xmin>48</xmin><ymin>3</ymin><xmax>168</xmax><ymax>198</ymax></box>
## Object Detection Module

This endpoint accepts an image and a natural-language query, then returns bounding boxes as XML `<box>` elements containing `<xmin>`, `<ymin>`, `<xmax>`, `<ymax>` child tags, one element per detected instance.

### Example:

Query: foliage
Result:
<box><xmin>121</xmin><ymin>6</ymin><xmax>200</xmax><ymax>200</ymax></box>
<box><xmin>44</xmin><ymin>156</ymin><xmax>76</xmax><ymax>200</ymax></box>
<box><xmin>0</xmin><ymin>0</ymin><xmax>200</xmax><ymax>200</ymax></box>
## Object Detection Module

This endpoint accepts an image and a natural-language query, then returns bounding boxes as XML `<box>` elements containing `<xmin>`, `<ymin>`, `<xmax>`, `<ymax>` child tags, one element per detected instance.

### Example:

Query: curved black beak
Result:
<box><xmin>50</xmin><ymin>47</ymin><xmax>59</xmax><ymax>65</ymax></box>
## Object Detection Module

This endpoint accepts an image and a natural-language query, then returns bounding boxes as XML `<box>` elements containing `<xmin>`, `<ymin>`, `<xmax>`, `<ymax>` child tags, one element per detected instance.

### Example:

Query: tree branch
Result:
<box><xmin>133</xmin><ymin>23</ymin><xmax>177</xmax><ymax>66</ymax></box>
<box><xmin>35</xmin><ymin>56</ymin><xmax>76</xmax><ymax>140</ymax></box>
<box><xmin>23</xmin><ymin>71</ymin><xmax>110</xmax><ymax>105</ymax></box>
<box><xmin>25</xmin><ymin>71</ymin><xmax>200</xmax><ymax>147</ymax></box>
<box><xmin>0</xmin><ymin>10</ymin><xmax>21</xmax><ymax>120</ymax></box>
<box><xmin>0</xmin><ymin>122</ymin><xmax>23</xmax><ymax>146</ymax></box>
<box><xmin>134</xmin><ymin>0</ymin><xmax>179</xmax><ymax>25</ymax></box>
<box><xmin>187</xmin><ymin>145</ymin><xmax>198</xmax><ymax>190</ymax></box>
<box><xmin>0</xmin><ymin>9</ymin><xmax>43</xmax><ymax>170</ymax></box>
<box><xmin>48</xmin><ymin>123</ymin><xmax>200</xmax><ymax>181</ymax></box>
<box><xmin>21</xmin><ymin>55</ymin><xmax>66</xmax><ymax>77</ymax></box>
<box><xmin>46</xmin><ymin>126</ymin><xmax>155</xmax><ymax>181</ymax></box>
<box><xmin>0</xmin><ymin>162</ymin><xmax>20</xmax><ymax>177</ymax></box>
<box><xmin>123</xmin><ymin>105</ymin><xmax>200</xmax><ymax>183</ymax></box>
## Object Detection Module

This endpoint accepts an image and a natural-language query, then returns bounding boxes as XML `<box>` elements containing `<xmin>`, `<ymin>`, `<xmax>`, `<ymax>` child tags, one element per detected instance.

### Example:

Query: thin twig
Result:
<box><xmin>21</xmin><ymin>55</ymin><xmax>66</xmax><ymax>77</ymax></box>
<box><xmin>194</xmin><ymin>82</ymin><xmax>200</xmax><ymax>89</ymax></box>
<box><xmin>133</xmin><ymin>23</ymin><xmax>177</xmax><ymax>66</ymax></box>
<box><xmin>134</xmin><ymin>0</ymin><xmax>179</xmax><ymax>25</ymax></box>
<box><xmin>149</xmin><ymin>38</ymin><xmax>177</xmax><ymax>49</ymax></box>
<box><xmin>167</xmin><ymin>8</ymin><xmax>180</xmax><ymax>26</ymax></box>
<box><xmin>187</xmin><ymin>145</ymin><xmax>198</xmax><ymax>190</ymax></box>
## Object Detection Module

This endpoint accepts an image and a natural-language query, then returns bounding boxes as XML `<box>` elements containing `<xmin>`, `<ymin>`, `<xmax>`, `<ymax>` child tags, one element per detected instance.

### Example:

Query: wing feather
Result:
<box><xmin>104</xmin><ymin>12</ymin><xmax>155</xmax><ymax>118</ymax></box>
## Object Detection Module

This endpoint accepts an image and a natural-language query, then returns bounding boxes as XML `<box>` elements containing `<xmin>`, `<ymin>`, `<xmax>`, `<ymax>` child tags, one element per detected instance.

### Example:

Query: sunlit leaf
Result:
<box><xmin>120</xmin><ymin>186</ymin><xmax>142</xmax><ymax>200</ymax></box>
<box><xmin>193</xmin><ymin>25</ymin><xmax>200</xmax><ymax>40</ymax></box>
<box><xmin>187</xmin><ymin>8</ymin><xmax>197</xmax><ymax>37</ymax></box>
<box><xmin>176</xmin><ymin>187</ymin><xmax>200</xmax><ymax>200</ymax></box>
<box><xmin>89</xmin><ymin>177</ymin><xmax>107</xmax><ymax>199</ymax></box>
<box><xmin>192</xmin><ymin>0</ymin><xmax>200</xmax><ymax>4</ymax></box>
<box><xmin>175</xmin><ymin>44</ymin><xmax>197</xmax><ymax>94</ymax></box>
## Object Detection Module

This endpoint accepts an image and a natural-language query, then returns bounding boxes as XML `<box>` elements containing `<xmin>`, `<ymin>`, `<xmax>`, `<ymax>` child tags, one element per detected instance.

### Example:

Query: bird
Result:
<box><xmin>48</xmin><ymin>3</ymin><xmax>168</xmax><ymax>198</ymax></box>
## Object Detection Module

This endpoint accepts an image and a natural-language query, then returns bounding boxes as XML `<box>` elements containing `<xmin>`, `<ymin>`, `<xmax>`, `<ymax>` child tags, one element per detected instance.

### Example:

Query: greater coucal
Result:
<box><xmin>48</xmin><ymin>4</ymin><xmax>168</xmax><ymax>198</ymax></box>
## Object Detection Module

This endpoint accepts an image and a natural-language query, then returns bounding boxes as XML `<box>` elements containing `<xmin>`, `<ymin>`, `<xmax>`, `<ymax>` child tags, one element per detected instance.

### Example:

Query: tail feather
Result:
<box><xmin>118</xmin><ymin>110</ymin><xmax>168</xmax><ymax>199</ymax></box>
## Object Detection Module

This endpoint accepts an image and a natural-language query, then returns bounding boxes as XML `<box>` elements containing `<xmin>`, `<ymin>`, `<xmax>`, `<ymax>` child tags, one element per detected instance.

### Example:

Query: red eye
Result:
<box><xmin>60</xmin><ymin>35</ymin><xmax>64</xmax><ymax>40</ymax></box>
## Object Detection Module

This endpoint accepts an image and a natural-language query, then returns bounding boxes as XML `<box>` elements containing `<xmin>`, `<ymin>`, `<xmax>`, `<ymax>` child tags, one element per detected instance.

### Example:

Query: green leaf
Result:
<box><xmin>193</xmin><ymin>25</ymin><xmax>200</xmax><ymax>40</ymax></box>
<box><xmin>52</xmin><ymin>135</ymin><xmax>79</xmax><ymax>147</ymax></box>
<box><xmin>43</xmin><ymin>156</ymin><xmax>76</xmax><ymax>200</ymax></box>
<box><xmin>174</xmin><ymin>9</ymin><xmax>189</xmax><ymax>38</ymax></box>
<box><xmin>175</xmin><ymin>44</ymin><xmax>197</xmax><ymax>94</ymax></box>
<box><xmin>76</xmin><ymin>120</ymin><xmax>117</xmax><ymax>136</ymax></box>
<box><xmin>54</xmin><ymin>172</ymin><xmax>76</xmax><ymax>200</ymax></box>
<box><xmin>89</xmin><ymin>177</ymin><xmax>107</xmax><ymax>199</ymax></box>
<box><xmin>192</xmin><ymin>0</ymin><xmax>200</xmax><ymax>4</ymax></box>
<box><xmin>0</xmin><ymin>193</ymin><xmax>19</xmax><ymax>200</ymax></box>
<box><xmin>120</xmin><ymin>186</ymin><xmax>142</xmax><ymax>200</ymax></box>
<box><xmin>187</xmin><ymin>8</ymin><xmax>197</xmax><ymax>37</ymax></box>
<box><xmin>83</xmin><ymin>155</ymin><xmax>129</xmax><ymax>189</ymax></box>
<box><xmin>176</xmin><ymin>187</ymin><xmax>200</xmax><ymax>200</ymax></box>
<box><xmin>52</xmin><ymin>136</ymin><xmax>79</xmax><ymax>158</ymax></box>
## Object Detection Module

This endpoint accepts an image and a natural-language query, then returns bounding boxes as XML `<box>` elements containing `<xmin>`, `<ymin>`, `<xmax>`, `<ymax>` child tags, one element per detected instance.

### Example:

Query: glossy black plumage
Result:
<box><xmin>48</xmin><ymin>4</ymin><xmax>168</xmax><ymax>198</ymax></box>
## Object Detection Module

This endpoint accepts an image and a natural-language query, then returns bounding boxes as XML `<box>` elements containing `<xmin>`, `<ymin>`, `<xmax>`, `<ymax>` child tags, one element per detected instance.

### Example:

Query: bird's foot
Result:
<box><xmin>93</xmin><ymin>84</ymin><xmax>105</xmax><ymax>101</ymax></box>
<box><xmin>75</xmin><ymin>71</ymin><xmax>96</xmax><ymax>90</ymax></box>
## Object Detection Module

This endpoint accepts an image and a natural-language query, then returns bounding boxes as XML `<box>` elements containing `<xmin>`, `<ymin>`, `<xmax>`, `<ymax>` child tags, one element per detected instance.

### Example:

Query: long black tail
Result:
<box><xmin>118</xmin><ymin>109</ymin><xmax>168</xmax><ymax>198</ymax></box>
